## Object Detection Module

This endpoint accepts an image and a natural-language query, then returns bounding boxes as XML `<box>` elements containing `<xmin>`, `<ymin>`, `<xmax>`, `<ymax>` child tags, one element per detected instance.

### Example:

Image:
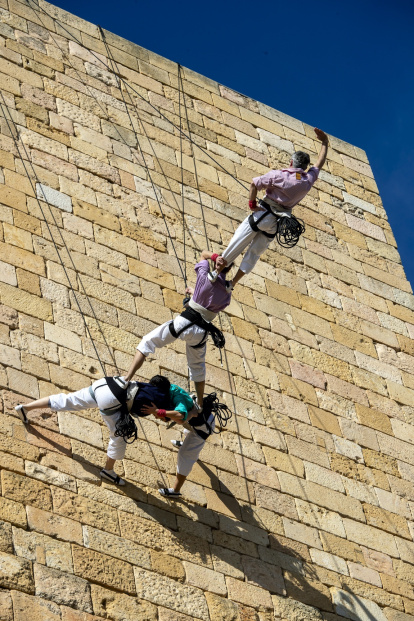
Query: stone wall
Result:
<box><xmin>1</xmin><ymin>1</ymin><xmax>414</xmax><ymax>620</ymax></box>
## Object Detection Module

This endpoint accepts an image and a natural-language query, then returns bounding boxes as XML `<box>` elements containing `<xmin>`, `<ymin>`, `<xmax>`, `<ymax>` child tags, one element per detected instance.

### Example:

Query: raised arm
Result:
<box><xmin>200</xmin><ymin>250</ymin><xmax>215</xmax><ymax>261</ymax></box>
<box><xmin>314</xmin><ymin>128</ymin><xmax>329</xmax><ymax>170</ymax></box>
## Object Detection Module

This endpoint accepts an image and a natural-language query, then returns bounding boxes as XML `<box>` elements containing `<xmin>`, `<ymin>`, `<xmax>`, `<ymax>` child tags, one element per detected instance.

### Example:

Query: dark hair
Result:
<box><xmin>149</xmin><ymin>374</ymin><xmax>171</xmax><ymax>393</ymax></box>
<box><xmin>291</xmin><ymin>151</ymin><xmax>310</xmax><ymax>170</ymax></box>
<box><xmin>221</xmin><ymin>262</ymin><xmax>234</xmax><ymax>274</ymax></box>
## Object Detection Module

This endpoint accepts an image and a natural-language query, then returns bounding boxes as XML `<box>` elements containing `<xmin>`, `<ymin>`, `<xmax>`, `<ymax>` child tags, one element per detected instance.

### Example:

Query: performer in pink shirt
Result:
<box><xmin>123</xmin><ymin>250</ymin><xmax>233</xmax><ymax>406</ymax></box>
<box><xmin>209</xmin><ymin>128</ymin><xmax>329</xmax><ymax>291</ymax></box>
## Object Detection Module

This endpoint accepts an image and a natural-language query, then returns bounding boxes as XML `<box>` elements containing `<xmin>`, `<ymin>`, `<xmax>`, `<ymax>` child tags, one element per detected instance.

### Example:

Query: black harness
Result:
<box><xmin>188</xmin><ymin>392</ymin><xmax>232</xmax><ymax>440</ymax></box>
<box><xmin>105</xmin><ymin>376</ymin><xmax>138</xmax><ymax>444</ymax></box>
<box><xmin>249</xmin><ymin>199</ymin><xmax>306</xmax><ymax>247</ymax></box>
<box><xmin>168</xmin><ymin>307</ymin><xmax>225</xmax><ymax>350</ymax></box>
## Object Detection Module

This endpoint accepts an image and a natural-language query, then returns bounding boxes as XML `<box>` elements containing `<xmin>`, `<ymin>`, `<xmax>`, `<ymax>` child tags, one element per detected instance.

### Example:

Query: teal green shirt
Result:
<box><xmin>169</xmin><ymin>384</ymin><xmax>194</xmax><ymax>421</ymax></box>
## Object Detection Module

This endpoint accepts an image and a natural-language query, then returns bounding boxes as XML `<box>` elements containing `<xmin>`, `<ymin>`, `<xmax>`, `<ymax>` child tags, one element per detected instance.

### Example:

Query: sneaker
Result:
<box><xmin>100</xmin><ymin>468</ymin><xmax>126</xmax><ymax>486</ymax></box>
<box><xmin>207</xmin><ymin>270</ymin><xmax>218</xmax><ymax>283</ymax></box>
<box><xmin>158</xmin><ymin>487</ymin><xmax>181</xmax><ymax>498</ymax></box>
<box><xmin>225</xmin><ymin>280</ymin><xmax>234</xmax><ymax>293</ymax></box>
<box><xmin>171</xmin><ymin>440</ymin><xmax>183</xmax><ymax>449</ymax></box>
<box><xmin>15</xmin><ymin>405</ymin><xmax>28</xmax><ymax>424</ymax></box>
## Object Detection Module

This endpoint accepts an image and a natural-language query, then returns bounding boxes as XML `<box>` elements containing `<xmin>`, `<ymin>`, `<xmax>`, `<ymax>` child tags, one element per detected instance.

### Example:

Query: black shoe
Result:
<box><xmin>159</xmin><ymin>487</ymin><xmax>181</xmax><ymax>498</ymax></box>
<box><xmin>171</xmin><ymin>440</ymin><xmax>183</xmax><ymax>449</ymax></box>
<box><xmin>100</xmin><ymin>469</ymin><xmax>126</xmax><ymax>486</ymax></box>
<box><xmin>15</xmin><ymin>405</ymin><xmax>28</xmax><ymax>424</ymax></box>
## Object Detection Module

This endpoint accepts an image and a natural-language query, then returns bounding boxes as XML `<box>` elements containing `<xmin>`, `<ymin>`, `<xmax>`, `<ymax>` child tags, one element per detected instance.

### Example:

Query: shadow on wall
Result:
<box><xmin>1</xmin><ymin>389</ymin><xmax>387</xmax><ymax>619</ymax></box>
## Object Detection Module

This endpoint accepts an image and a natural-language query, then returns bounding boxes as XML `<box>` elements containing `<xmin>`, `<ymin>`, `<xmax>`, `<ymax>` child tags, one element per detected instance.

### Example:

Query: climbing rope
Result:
<box><xmin>0</xmin><ymin>91</ymin><xmax>116</xmax><ymax>377</ymax></box>
<box><xmin>27</xmin><ymin>0</ymin><xmax>250</xmax><ymax>195</ymax></box>
<box><xmin>25</xmin><ymin>0</ymin><xmax>240</xmax><ymax>424</ymax></box>
<box><xmin>98</xmin><ymin>26</ymin><xmax>188</xmax><ymax>288</ymax></box>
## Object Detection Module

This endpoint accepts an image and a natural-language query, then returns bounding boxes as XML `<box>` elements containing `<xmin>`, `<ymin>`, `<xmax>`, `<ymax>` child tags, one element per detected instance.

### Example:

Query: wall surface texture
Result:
<box><xmin>1</xmin><ymin>1</ymin><xmax>414</xmax><ymax>620</ymax></box>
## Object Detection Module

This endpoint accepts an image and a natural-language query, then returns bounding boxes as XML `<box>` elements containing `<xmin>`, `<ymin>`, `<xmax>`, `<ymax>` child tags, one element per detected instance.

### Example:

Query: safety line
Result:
<box><xmin>98</xmin><ymin>26</ymin><xmax>188</xmax><ymax>287</ymax></box>
<box><xmin>177</xmin><ymin>64</ymin><xmax>210</xmax><ymax>252</ymax></box>
<box><xmin>177</xmin><ymin>65</ymin><xmax>187</xmax><ymax>286</ymax></box>
<box><xmin>27</xmin><ymin>0</ymin><xmax>250</xmax><ymax>194</ymax></box>
<box><xmin>0</xmin><ymin>90</ymin><xmax>116</xmax><ymax>376</ymax></box>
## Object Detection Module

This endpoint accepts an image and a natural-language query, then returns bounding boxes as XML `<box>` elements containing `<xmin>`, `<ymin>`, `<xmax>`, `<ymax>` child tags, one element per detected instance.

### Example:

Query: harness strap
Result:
<box><xmin>168</xmin><ymin>308</ymin><xmax>225</xmax><ymax>349</ymax></box>
<box><xmin>248</xmin><ymin>201</ymin><xmax>277</xmax><ymax>239</ymax></box>
<box><xmin>105</xmin><ymin>377</ymin><xmax>138</xmax><ymax>444</ymax></box>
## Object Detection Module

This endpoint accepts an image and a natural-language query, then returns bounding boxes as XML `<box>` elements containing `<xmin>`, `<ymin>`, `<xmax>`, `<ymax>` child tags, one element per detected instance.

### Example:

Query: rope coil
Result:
<box><xmin>275</xmin><ymin>214</ymin><xmax>306</xmax><ymax>248</ymax></box>
<box><xmin>201</xmin><ymin>392</ymin><xmax>232</xmax><ymax>433</ymax></box>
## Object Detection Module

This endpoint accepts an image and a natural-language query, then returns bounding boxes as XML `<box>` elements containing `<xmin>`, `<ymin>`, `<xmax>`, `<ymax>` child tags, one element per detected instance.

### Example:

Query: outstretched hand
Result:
<box><xmin>185</xmin><ymin>286</ymin><xmax>194</xmax><ymax>296</ymax></box>
<box><xmin>314</xmin><ymin>128</ymin><xmax>328</xmax><ymax>144</ymax></box>
<box><xmin>216</xmin><ymin>256</ymin><xmax>227</xmax><ymax>269</ymax></box>
<box><xmin>141</xmin><ymin>402</ymin><xmax>158</xmax><ymax>415</ymax></box>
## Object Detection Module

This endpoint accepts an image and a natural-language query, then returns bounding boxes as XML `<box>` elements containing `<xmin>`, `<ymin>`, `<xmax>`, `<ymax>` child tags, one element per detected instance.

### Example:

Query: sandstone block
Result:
<box><xmin>282</xmin><ymin>517</ymin><xmax>322</xmax><ymax>549</ymax></box>
<box><xmin>272</xmin><ymin>593</ymin><xmax>323</xmax><ymax>620</ymax></box>
<box><xmin>347</xmin><ymin>562</ymin><xmax>382</xmax><ymax>587</ymax></box>
<box><xmin>242</xmin><ymin>555</ymin><xmax>286</xmax><ymax>595</ymax></box>
<box><xmin>91</xmin><ymin>584</ymin><xmax>157</xmax><ymax>621</ymax></box>
<box><xmin>183</xmin><ymin>561</ymin><xmax>227</xmax><ymax>595</ymax></box>
<box><xmin>286</xmin><ymin>436</ymin><xmax>330</xmax><ymax>469</ymax></box>
<box><xmin>26</xmin><ymin>506</ymin><xmax>83</xmax><ymax>544</ymax></box>
<box><xmin>234</xmin><ymin>453</ymin><xmax>280</xmax><ymax>489</ymax></box>
<box><xmin>219</xmin><ymin>514</ymin><xmax>268</xmax><ymax>547</ymax></box>
<box><xmin>24</xmin><ymin>460</ymin><xmax>76</xmax><ymax>492</ymax></box>
<box><xmin>363</xmin><ymin>504</ymin><xmax>411</xmax><ymax>539</ymax></box>
<box><xmin>0</xmin><ymin>282</ymin><xmax>52</xmax><ymax>321</ymax></box>
<box><xmin>83</xmin><ymin>525</ymin><xmax>150</xmax><ymax>569</ymax></box>
<box><xmin>310</xmin><ymin>549</ymin><xmax>349</xmax><ymax>576</ymax></box>
<box><xmin>134</xmin><ymin>567</ymin><xmax>210</xmax><ymax>620</ymax></box>
<box><xmin>150</xmin><ymin>550</ymin><xmax>185</xmax><ymax>581</ymax></box>
<box><xmin>0</xmin><ymin>433</ymin><xmax>40</xmax><ymax>462</ymax></box>
<box><xmin>119</xmin><ymin>512</ymin><xmax>213</xmax><ymax>568</ymax></box>
<box><xmin>331</xmin><ymin>587</ymin><xmax>387</xmax><ymax>621</ymax></box>
<box><xmin>11</xmin><ymin>590</ymin><xmax>61</xmax><ymax>621</ymax></box>
<box><xmin>0</xmin><ymin>497</ymin><xmax>27</xmax><ymax>529</ymax></box>
<box><xmin>58</xmin><ymin>412</ymin><xmax>103</xmax><ymax>449</ymax></box>
<box><xmin>263</xmin><ymin>446</ymin><xmax>305</xmax><ymax>477</ymax></box>
<box><xmin>343</xmin><ymin>518</ymin><xmax>399</xmax><ymax>557</ymax></box>
<box><xmin>34</xmin><ymin>563</ymin><xmax>92</xmax><ymax>612</ymax></box>
<box><xmin>333</xmin><ymin>435</ymin><xmax>364</xmax><ymax>463</ymax></box>
<box><xmin>35</xmin><ymin>183</ymin><xmax>73</xmax><ymax>213</ymax></box>
<box><xmin>284</xmin><ymin>570</ymin><xmax>333</xmax><ymax>612</ymax></box>
<box><xmin>295</xmin><ymin>499</ymin><xmax>346</xmax><ymax>537</ymax></box>
<box><xmin>205</xmin><ymin>592</ymin><xmax>240</xmax><ymax>621</ymax></box>
<box><xmin>304</xmin><ymin>462</ymin><xmax>344</xmax><ymax>493</ymax></box>
<box><xmin>1</xmin><ymin>470</ymin><xmax>52</xmax><ymax>511</ymax></box>
<box><xmin>72</xmin><ymin>544</ymin><xmax>136</xmax><ymax>594</ymax></box>
<box><xmin>0</xmin><ymin>519</ymin><xmax>13</xmax><ymax>554</ymax></box>
<box><xmin>0</xmin><ymin>551</ymin><xmax>33</xmax><ymax>593</ymax></box>
<box><xmin>226</xmin><ymin>575</ymin><xmax>273</xmax><ymax>609</ymax></box>
<box><xmin>51</xmin><ymin>488</ymin><xmax>119</xmax><ymax>535</ymax></box>
<box><xmin>40</xmin><ymin>451</ymin><xmax>100</xmax><ymax>485</ymax></box>
<box><xmin>278</xmin><ymin>472</ymin><xmax>365</xmax><ymax>521</ymax></box>
<box><xmin>12</xmin><ymin>527</ymin><xmax>73</xmax><ymax>573</ymax></box>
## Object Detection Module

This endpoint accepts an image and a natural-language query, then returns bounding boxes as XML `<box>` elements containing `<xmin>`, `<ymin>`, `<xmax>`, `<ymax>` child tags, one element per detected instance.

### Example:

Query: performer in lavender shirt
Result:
<box><xmin>123</xmin><ymin>251</ymin><xmax>233</xmax><ymax>406</ymax></box>
<box><xmin>209</xmin><ymin>128</ymin><xmax>329</xmax><ymax>291</ymax></box>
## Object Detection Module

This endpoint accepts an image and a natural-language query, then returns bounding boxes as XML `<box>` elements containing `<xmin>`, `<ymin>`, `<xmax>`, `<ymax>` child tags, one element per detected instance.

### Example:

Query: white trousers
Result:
<box><xmin>137</xmin><ymin>316</ymin><xmax>207</xmax><ymax>382</ymax></box>
<box><xmin>49</xmin><ymin>379</ymin><xmax>129</xmax><ymax>461</ymax></box>
<box><xmin>222</xmin><ymin>210</ymin><xmax>277</xmax><ymax>274</ymax></box>
<box><xmin>177</xmin><ymin>413</ymin><xmax>215</xmax><ymax>477</ymax></box>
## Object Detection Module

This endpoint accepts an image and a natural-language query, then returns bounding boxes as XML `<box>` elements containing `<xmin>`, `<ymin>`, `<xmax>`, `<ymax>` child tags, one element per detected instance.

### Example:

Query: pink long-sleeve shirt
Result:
<box><xmin>252</xmin><ymin>167</ymin><xmax>319</xmax><ymax>210</ymax></box>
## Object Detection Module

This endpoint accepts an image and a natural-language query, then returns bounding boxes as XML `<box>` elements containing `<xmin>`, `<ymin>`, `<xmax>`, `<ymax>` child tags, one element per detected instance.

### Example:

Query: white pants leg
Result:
<box><xmin>137</xmin><ymin>317</ymin><xmax>207</xmax><ymax>382</ymax></box>
<box><xmin>49</xmin><ymin>381</ymin><xmax>126</xmax><ymax>461</ymax></box>
<box><xmin>222</xmin><ymin>211</ymin><xmax>277</xmax><ymax>274</ymax></box>
<box><xmin>102</xmin><ymin>412</ymin><xmax>127</xmax><ymax>461</ymax></box>
<box><xmin>176</xmin><ymin>414</ymin><xmax>215</xmax><ymax>477</ymax></box>
<box><xmin>49</xmin><ymin>387</ymin><xmax>97</xmax><ymax>411</ymax></box>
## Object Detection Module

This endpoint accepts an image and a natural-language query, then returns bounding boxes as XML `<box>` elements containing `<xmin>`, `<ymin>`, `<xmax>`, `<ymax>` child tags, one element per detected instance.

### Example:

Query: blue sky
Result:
<box><xmin>49</xmin><ymin>0</ymin><xmax>414</xmax><ymax>287</ymax></box>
